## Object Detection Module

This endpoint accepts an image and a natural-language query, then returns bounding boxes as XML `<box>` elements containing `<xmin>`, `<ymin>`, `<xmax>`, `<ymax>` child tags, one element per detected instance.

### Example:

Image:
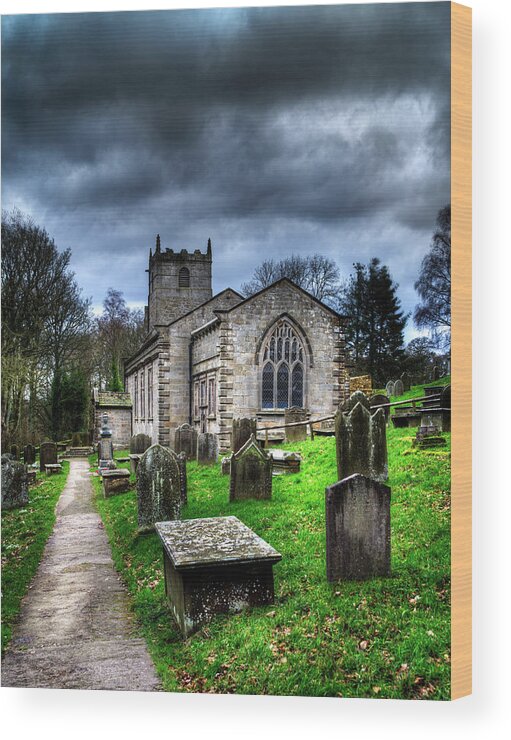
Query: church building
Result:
<box><xmin>124</xmin><ymin>237</ymin><xmax>349</xmax><ymax>453</ymax></box>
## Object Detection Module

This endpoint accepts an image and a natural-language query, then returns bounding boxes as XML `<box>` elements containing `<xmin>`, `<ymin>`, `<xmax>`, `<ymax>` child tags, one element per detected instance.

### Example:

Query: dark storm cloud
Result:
<box><xmin>1</xmin><ymin>3</ymin><xmax>451</xmax><ymax>340</ymax></box>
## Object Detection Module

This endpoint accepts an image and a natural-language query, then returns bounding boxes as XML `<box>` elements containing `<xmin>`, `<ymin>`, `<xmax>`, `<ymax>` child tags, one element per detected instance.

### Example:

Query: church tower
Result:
<box><xmin>146</xmin><ymin>236</ymin><xmax>213</xmax><ymax>329</ymax></box>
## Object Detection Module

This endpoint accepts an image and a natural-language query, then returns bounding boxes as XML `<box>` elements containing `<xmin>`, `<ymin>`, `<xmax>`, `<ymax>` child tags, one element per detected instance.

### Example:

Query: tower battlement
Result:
<box><xmin>146</xmin><ymin>236</ymin><xmax>213</xmax><ymax>329</ymax></box>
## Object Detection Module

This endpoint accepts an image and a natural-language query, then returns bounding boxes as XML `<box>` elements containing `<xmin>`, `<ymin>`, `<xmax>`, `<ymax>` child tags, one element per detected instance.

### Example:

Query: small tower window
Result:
<box><xmin>178</xmin><ymin>267</ymin><xmax>190</xmax><ymax>287</ymax></box>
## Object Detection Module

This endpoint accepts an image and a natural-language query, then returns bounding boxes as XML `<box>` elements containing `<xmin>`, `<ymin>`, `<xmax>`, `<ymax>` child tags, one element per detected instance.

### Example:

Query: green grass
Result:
<box><xmin>92</xmin><ymin>390</ymin><xmax>451</xmax><ymax>700</ymax></box>
<box><xmin>1</xmin><ymin>460</ymin><xmax>70</xmax><ymax>653</ymax></box>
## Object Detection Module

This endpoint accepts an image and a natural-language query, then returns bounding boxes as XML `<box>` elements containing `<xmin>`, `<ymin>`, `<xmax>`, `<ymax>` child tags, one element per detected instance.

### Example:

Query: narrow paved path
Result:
<box><xmin>2</xmin><ymin>459</ymin><xmax>161</xmax><ymax>691</ymax></box>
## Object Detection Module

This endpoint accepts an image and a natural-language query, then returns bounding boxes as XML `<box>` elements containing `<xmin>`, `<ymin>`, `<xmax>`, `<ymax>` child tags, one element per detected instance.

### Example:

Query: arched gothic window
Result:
<box><xmin>261</xmin><ymin>321</ymin><xmax>305</xmax><ymax>409</ymax></box>
<box><xmin>178</xmin><ymin>267</ymin><xmax>190</xmax><ymax>287</ymax></box>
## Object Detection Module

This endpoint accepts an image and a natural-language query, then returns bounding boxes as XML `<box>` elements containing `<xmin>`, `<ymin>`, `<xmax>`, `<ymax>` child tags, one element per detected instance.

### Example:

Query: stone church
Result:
<box><xmin>124</xmin><ymin>236</ymin><xmax>349</xmax><ymax>453</ymax></box>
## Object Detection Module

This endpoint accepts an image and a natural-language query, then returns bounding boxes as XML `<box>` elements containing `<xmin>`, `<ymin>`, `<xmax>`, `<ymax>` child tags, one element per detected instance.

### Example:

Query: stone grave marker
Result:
<box><xmin>284</xmin><ymin>407</ymin><xmax>308</xmax><ymax>443</ymax></box>
<box><xmin>336</xmin><ymin>392</ymin><xmax>388</xmax><ymax>482</ymax></box>
<box><xmin>230</xmin><ymin>434</ymin><xmax>272</xmax><ymax>501</ymax></box>
<box><xmin>433</xmin><ymin>366</ymin><xmax>440</xmax><ymax>381</ymax></box>
<box><xmin>137</xmin><ymin>444</ymin><xmax>181</xmax><ymax>533</ymax></box>
<box><xmin>221</xmin><ymin>456</ymin><xmax>232</xmax><ymax>475</ymax></box>
<box><xmin>385</xmin><ymin>380</ymin><xmax>395</xmax><ymax>397</ymax></box>
<box><xmin>39</xmin><ymin>442</ymin><xmax>57</xmax><ymax>472</ymax></box>
<box><xmin>155</xmin><ymin>516</ymin><xmax>282</xmax><ymax>637</ymax></box>
<box><xmin>197</xmin><ymin>432</ymin><xmax>218</xmax><ymax>465</ymax></box>
<box><xmin>129</xmin><ymin>433</ymin><xmax>152</xmax><ymax>455</ymax></box>
<box><xmin>1</xmin><ymin>459</ymin><xmax>29</xmax><ymax>510</ymax></box>
<box><xmin>23</xmin><ymin>444</ymin><xmax>36</xmax><ymax>465</ymax></box>
<box><xmin>325</xmin><ymin>473</ymin><xmax>391</xmax><ymax>581</ymax></box>
<box><xmin>369</xmin><ymin>393</ymin><xmax>390</xmax><ymax>423</ymax></box>
<box><xmin>441</xmin><ymin>384</ymin><xmax>451</xmax><ymax>409</ymax></box>
<box><xmin>232</xmin><ymin>417</ymin><xmax>257</xmax><ymax>454</ymax></box>
<box><xmin>176</xmin><ymin>450</ymin><xmax>187</xmax><ymax>505</ymax></box>
<box><xmin>393</xmin><ymin>379</ymin><xmax>404</xmax><ymax>397</ymax></box>
<box><xmin>129</xmin><ymin>453</ymin><xmax>142</xmax><ymax>476</ymax></box>
<box><xmin>400</xmin><ymin>371</ymin><xmax>411</xmax><ymax>392</ymax></box>
<box><xmin>97</xmin><ymin>438</ymin><xmax>114</xmax><ymax>464</ymax></box>
<box><xmin>102</xmin><ymin>468</ymin><xmax>131</xmax><ymax>497</ymax></box>
<box><xmin>10</xmin><ymin>444</ymin><xmax>19</xmax><ymax>460</ymax></box>
<box><xmin>174</xmin><ymin>423</ymin><xmax>197</xmax><ymax>460</ymax></box>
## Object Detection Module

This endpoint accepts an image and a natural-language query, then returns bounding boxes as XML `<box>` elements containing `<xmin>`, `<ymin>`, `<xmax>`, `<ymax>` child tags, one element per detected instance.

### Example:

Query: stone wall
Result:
<box><xmin>349</xmin><ymin>375</ymin><xmax>372</xmax><ymax>395</ymax></box>
<box><xmin>94</xmin><ymin>406</ymin><xmax>132</xmax><ymax>449</ymax></box>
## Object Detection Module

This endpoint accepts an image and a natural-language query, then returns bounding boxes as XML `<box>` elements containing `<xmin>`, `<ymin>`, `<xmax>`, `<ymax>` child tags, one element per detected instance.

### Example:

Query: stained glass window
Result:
<box><xmin>260</xmin><ymin>321</ymin><xmax>306</xmax><ymax>409</ymax></box>
<box><xmin>262</xmin><ymin>363</ymin><xmax>274</xmax><ymax>408</ymax></box>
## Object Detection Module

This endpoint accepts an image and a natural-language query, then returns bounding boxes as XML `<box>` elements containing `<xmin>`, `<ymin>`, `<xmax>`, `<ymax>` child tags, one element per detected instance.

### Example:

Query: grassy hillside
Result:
<box><xmin>91</xmin><ymin>385</ymin><xmax>451</xmax><ymax>700</ymax></box>
<box><xmin>1</xmin><ymin>461</ymin><xmax>70</xmax><ymax>653</ymax></box>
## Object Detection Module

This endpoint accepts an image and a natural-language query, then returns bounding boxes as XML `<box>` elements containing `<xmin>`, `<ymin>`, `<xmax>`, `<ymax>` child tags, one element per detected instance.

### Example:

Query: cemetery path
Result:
<box><xmin>1</xmin><ymin>459</ymin><xmax>161</xmax><ymax>691</ymax></box>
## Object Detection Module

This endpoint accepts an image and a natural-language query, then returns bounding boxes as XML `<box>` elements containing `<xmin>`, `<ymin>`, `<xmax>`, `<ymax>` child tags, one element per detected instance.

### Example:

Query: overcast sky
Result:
<box><xmin>1</xmin><ymin>2</ymin><xmax>450</xmax><ymax>341</ymax></box>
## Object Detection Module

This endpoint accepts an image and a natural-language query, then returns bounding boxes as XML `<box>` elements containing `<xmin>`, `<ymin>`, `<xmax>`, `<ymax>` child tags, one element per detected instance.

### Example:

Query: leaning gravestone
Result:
<box><xmin>284</xmin><ymin>407</ymin><xmax>308</xmax><ymax>443</ymax></box>
<box><xmin>39</xmin><ymin>442</ymin><xmax>58</xmax><ymax>472</ymax></box>
<box><xmin>400</xmin><ymin>371</ymin><xmax>411</xmax><ymax>392</ymax></box>
<box><xmin>1</xmin><ymin>458</ymin><xmax>29</xmax><ymax>510</ymax></box>
<box><xmin>130</xmin><ymin>433</ymin><xmax>152</xmax><ymax>455</ymax></box>
<box><xmin>230</xmin><ymin>434</ymin><xmax>272</xmax><ymax>502</ymax></box>
<box><xmin>385</xmin><ymin>381</ymin><xmax>395</xmax><ymax>397</ymax></box>
<box><xmin>325</xmin><ymin>473</ymin><xmax>391</xmax><ymax>581</ymax></box>
<box><xmin>137</xmin><ymin>444</ymin><xmax>181</xmax><ymax>533</ymax></box>
<box><xmin>174</xmin><ymin>424</ymin><xmax>197</xmax><ymax>460</ymax></box>
<box><xmin>393</xmin><ymin>379</ymin><xmax>404</xmax><ymax>397</ymax></box>
<box><xmin>336</xmin><ymin>391</ymin><xmax>388</xmax><ymax>482</ymax></box>
<box><xmin>232</xmin><ymin>417</ymin><xmax>257</xmax><ymax>454</ymax></box>
<box><xmin>197</xmin><ymin>432</ymin><xmax>218</xmax><ymax>465</ymax></box>
<box><xmin>23</xmin><ymin>444</ymin><xmax>36</xmax><ymax>465</ymax></box>
<box><xmin>369</xmin><ymin>394</ymin><xmax>390</xmax><ymax>423</ymax></box>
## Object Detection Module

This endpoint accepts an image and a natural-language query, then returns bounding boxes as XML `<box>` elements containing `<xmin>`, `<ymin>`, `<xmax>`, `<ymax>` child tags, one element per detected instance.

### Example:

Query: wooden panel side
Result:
<box><xmin>451</xmin><ymin>1</ymin><xmax>472</xmax><ymax>701</ymax></box>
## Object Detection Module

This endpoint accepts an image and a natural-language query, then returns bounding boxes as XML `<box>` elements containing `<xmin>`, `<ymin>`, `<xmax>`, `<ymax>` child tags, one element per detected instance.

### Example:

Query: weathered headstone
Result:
<box><xmin>137</xmin><ymin>444</ymin><xmax>181</xmax><ymax>532</ymax></box>
<box><xmin>325</xmin><ymin>473</ymin><xmax>391</xmax><ymax>581</ymax></box>
<box><xmin>221</xmin><ymin>456</ymin><xmax>232</xmax><ymax>475</ymax></box>
<box><xmin>174</xmin><ymin>423</ymin><xmax>197</xmax><ymax>460</ymax></box>
<box><xmin>441</xmin><ymin>385</ymin><xmax>451</xmax><ymax>409</ymax></box>
<box><xmin>23</xmin><ymin>444</ymin><xmax>36</xmax><ymax>465</ymax></box>
<box><xmin>230</xmin><ymin>434</ymin><xmax>272</xmax><ymax>502</ymax></box>
<box><xmin>1</xmin><ymin>459</ymin><xmax>29</xmax><ymax>510</ymax></box>
<box><xmin>369</xmin><ymin>394</ymin><xmax>390</xmax><ymax>423</ymax></box>
<box><xmin>10</xmin><ymin>444</ymin><xmax>19</xmax><ymax>460</ymax></box>
<box><xmin>393</xmin><ymin>379</ymin><xmax>404</xmax><ymax>397</ymax></box>
<box><xmin>336</xmin><ymin>392</ymin><xmax>388</xmax><ymax>482</ymax></box>
<box><xmin>197</xmin><ymin>432</ymin><xmax>218</xmax><ymax>465</ymax></box>
<box><xmin>129</xmin><ymin>433</ymin><xmax>152</xmax><ymax>455</ymax></box>
<box><xmin>385</xmin><ymin>381</ymin><xmax>395</xmax><ymax>397</ymax></box>
<box><xmin>176</xmin><ymin>451</ymin><xmax>187</xmax><ymax>505</ymax></box>
<box><xmin>39</xmin><ymin>442</ymin><xmax>58</xmax><ymax>472</ymax></box>
<box><xmin>97</xmin><ymin>438</ymin><xmax>114</xmax><ymax>464</ymax></box>
<box><xmin>284</xmin><ymin>407</ymin><xmax>308</xmax><ymax>443</ymax></box>
<box><xmin>232</xmin><ymin>417</ymin><xmax>257</xmax><ymax>454</ymax></box>
<box><xmin>400</xmin><ymin>371</ymin><xmax>411</xmax><ymax>392</ymax></box>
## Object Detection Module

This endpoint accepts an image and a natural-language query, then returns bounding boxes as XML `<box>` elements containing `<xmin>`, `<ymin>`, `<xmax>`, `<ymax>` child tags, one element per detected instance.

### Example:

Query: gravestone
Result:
<box><xmin>369</xmin><ymin>394</ymin><xmax>390</xmax><ymax>423</ymax></box>
<box><xmin>232</xmin><ymin>417</ymin><xmax>257</xmax><ymax>454</ymax></box>
<box><xmin>137</xmin><ymin>444</ymin><xmax>181</xmax><ymax>533</ymax></box>
<box><xmin>97</xmin><ymin>438</ymin><xmax>114</xmax><ymax>464</ymax></box>
<box><xmin>23</xmin><ymin>444</ymin><xmax>36</xmax><ymax>465</ymax></box>
<box><xmin>39</xmin><ymin>442</ymin><xmax>58</xmax><ymax>472</ymax></box>
<box><xmin>433</xmin><ymin>365</ymin><xmax>440</xmax><ymax>381</ymax></box>
<box><xmin>176</xmin><ymin>451</ymin><xmax>188</xmax><ymax>505</ymax></box>
<box><xmin>393</xmin><ymin>379</ymin><xmax>404</xmax><ymax>397</ymax></box>
<box><xmin>221</xmin><ymin>456</ymin><xmax>232</xmax><ymax>475</ymax></box>
<box><xmin>230</xmin><ymin>435</ymin><xmax>272</xmax><ymax>502</ymax></box>
<box><xmin>336</xmin><ymin>392</ymin><xmax>388</xmax><ymax>482</ymax></box>
<box><xmin>102</xmin><ymin>468</ymin><xmax>131</xmax><ymax>497</ymax></box>
<box><xmin>385</xmin><ymin>381</ymin><xmax>395</xmax><ymax>397</ymax></box>
<box><xmin>197</xmin><ymin>432</ymin><xmax>218</xmax><ymax>465</ymax></box>
<box><xmin>441</xmin><ymin>385</ymin><xmax>451</xmax><ymax>409</ymax></box>
<box><xmin>129</xmin><ymin>453</ymin><xmax>141</xmax><ymax>476</ymax></box>
<box><xmin>10</xmin><ymin>444</ymin><xmax>19</xmax><ymax>460</ymax></box>
<box><xmin>174</xmin><ymin>424</ymin><xmax>197</xmax><ymax>460</ymax></box>
<box><xmin>1</xmin><ymin>459</ymin><xmax>29</xmax><ymax>510</ymax></box>
<box><xmin>284</xmin><ymin>407</ymin><xmax>308</xmax><ymax>443</ymax></box>
<box><xmin>400</xmin><ymin>371</ymin><xmax>411</xmax><ymax>392</ymax></box>
<box><xmin>325</xmin><ymin>473</ymin><xmax>391</xmax><ymax>581</ymax></box>
<box><xmin>129</xmin><ymin>433</ymin><xmax>152</xmax><ymax>455</ymax></box>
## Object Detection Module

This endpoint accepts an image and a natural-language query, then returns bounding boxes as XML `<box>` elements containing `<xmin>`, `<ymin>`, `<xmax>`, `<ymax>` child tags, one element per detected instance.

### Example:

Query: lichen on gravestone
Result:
<box><xmin>136</xmin><ymin>444</ymin><xmax>181</xmax><ymax>532</ymax></box>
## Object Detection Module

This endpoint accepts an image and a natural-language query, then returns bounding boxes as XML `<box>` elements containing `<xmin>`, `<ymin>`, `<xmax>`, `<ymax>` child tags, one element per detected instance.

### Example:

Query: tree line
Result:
<box><xmin>1</xmin><ymin>209</ymin><xmax>145</xmax><ymax>449</ymax></box>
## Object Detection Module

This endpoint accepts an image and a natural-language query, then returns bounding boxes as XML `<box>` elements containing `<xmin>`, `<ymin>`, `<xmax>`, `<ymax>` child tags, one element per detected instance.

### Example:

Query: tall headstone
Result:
<box><xmin>39</xmin><ymin>442</ymin><xmax>58</xmax><ymax>472</ymax></box>
<box><xmin>230</xmin><ymin>435</ymin><xmax>272</xmax><ymax>502</ymax></box>
<box><xmin>369</xmin><ymin>394</ymin><xmax>390</xmax><ymax>423</ymax></box>
<box><xmin>325</xmin><ymin>473</ymin><xmax>391</xmax><ymax>581</ymax></box>
<box><xmin>232</xmin><ymin>417</ymin><xmax>257</xmax><ymax>454</ymax></box>
<box><xmin>130</xmin><ymin>433</ymin><xmax>152</xmax><ymax>455</ymax></box>
<box><xmin>23</xmin><ymin>444</ymin><xmax>36</xmax><ymax>465</ymax></box>
<box><xmin>393</xmin><ymin>379</ymin><xmax>404</xmax><ymax>397</ymax></box>
<box><xmin>136</xmin><ymin>444</ymin><xmax>181</xmax><ymax>533</ymax></box>
<box><xmin>97</xmin><ymin>412</ymin><xmax>114</xmax><ymax>466</ymax></box>
<box><xmin>385</xmin><ymin>381</ymin><xmax>395</xmax><ymax>397</ymax></box>
<box><xmin>400</xmin><ymin>371</ymin><xmax>411</xmax><ymax>392</ymax></box>
<box><xmin>284</xmin><ymin>407</ymin><xmax>308</xmax><ymax>443</ymax></box>
<box><xmin>10</xmin><ymin>444</ymin><xmax>19</xmax><ymax>460</ymax></box>
<box><xmin>174</xmin><ymin>424</ymin><xmax>197</xmax><ymax>460</ymax></box>
<box><xmin>197</xmin><ymin>432</ymin><xmax>218</xmax><ymax>465</ymax></box>
<box><xmin>336</xmin><ymin>392</ymin><xmax>388</xmax><ymax>482</ymax></box>
<box><xmin>1</xmin><ymin>459</ymin><xmax>29</xmax><ymax>510</ymax></box>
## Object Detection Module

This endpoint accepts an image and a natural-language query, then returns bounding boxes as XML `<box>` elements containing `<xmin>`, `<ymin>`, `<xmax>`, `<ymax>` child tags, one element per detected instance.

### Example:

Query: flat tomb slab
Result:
<box><xmin>155</xmin><ymin>516</ymin><xmax>282</xmax><ymax>636</ymax></box>
<box><xmin>102</xmin><ymin>468</ymin><xmax>131</xmax><ymax>497</ymax></box>
<box><xmin>45</xmin><ymin>464</ymin><xmax>62</xmax><ymax>475</ymax></box>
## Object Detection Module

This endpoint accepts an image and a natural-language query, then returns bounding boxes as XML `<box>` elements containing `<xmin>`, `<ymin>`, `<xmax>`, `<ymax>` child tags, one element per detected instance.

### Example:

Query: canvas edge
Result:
<box><xmin>451</xmin><ymin>0</ymin><xmax>472</xmax><ymax>701</ymax></box>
